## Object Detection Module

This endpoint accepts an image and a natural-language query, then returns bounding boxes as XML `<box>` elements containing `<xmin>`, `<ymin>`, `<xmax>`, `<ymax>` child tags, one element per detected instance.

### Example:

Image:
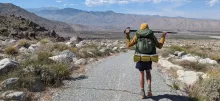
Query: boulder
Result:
<box><xmin>112</xmin><ymin>47</ymin><xmax>118</xmax><ymax>51</ymax></box>
<box><xmin>158</xmin><ymin>59</ymin><xmax>183</xmax><ymax>70</ymax></box>
<box><xmin>198</xmin><ymin>58</ymin><xmax>218</xmax><ymax>65</ymax></box>
<box><xmin>69</xmin><ymin>36</ymin><xmax>81</xmax><ymax>44</ymax></box>
<box><xmin>19</xmin><ymin>47</ymin><xmax>29</xmax><ymax>53</ymax></box>
<box><xmin>1</xmin><ymin>78</ymin><xmax>19</xmax><ymax>89</ymax></box>
<box><xmin>88</xmin><ymin>58</ymin><xmax>98</xmax><ymax>63</ymax></box>
<box><xmin>75</xmin><ymin>41</ymin><xmax>85</xmax><ymax>48</ymax></box>
<box><xmin>0</xmin><ymin>91</ymin><xmax>25</xmax><ymax>101</ymax></box>
<box><xmin>177</xmin><ymin>70</ymin><xmax>204</xmax><ymax>85</ymax></box>
<box><xmin>113</xmin><ymin>40</ymin><xmax>119</xmax><ymax>45</ymax></box>
<box><xmin>99</xmin><ymin>48</ymin><xmax>107</xmax><ymax>53</ymax></box>
<box><xmin>75</xmin><ymin>58</ymin><xmax>87</xmax><ymax>65</ymax></box>
<box><xmin>174</xmin><ymin>51</ymin><xmax>180</xmax><ymax>56</ymax></box>
<box><xmin>178</xmin><ymin>51</ymin><xmax>186</xmax><ymax>57</ymax></box>
<box><xmin>49</xmin><ymin>50</ymin><xmax>76</xmax><ymax>64</ymax></box>
<box><xmin>0</xmin><ymin>58</ymin><xmax>19</xmax><ymax>74</ymax></box>
<box><xmin>181</xmin><ymin>55</ymin><xmax>198</xmax><ymax>62</ymax></box>
<box><xmin>65</xmin><ymin>41</ymin><xmax>74</xmax><ymax>47</ymax></box>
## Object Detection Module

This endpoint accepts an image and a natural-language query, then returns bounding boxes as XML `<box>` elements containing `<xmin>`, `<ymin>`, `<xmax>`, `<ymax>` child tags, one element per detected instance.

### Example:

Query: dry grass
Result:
<box><xmin>166</xmin><ymin>68</ymin><xmax>178</xmax><ymax>79</ymax></box>
<box><xmin>17</xmin><ymin>39</ymin><xmax>30</xmax><ymax>48</ymax></box>
<box><xmin>4</xmin><ymin>45</ymin><xmax>18</xmax><ymax>56</ymax></box>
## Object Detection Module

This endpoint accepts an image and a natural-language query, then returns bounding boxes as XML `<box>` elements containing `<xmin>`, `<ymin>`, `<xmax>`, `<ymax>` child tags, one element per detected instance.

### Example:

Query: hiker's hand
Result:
<box><xmin>124</xmin><ymin>28</ymin><xmax>130</xmax><ymax>35</ymax></box>
<box><xmin>162</xmin><ymin>32</ymin><xmax>167</xmax><ymax>38</ymax></box>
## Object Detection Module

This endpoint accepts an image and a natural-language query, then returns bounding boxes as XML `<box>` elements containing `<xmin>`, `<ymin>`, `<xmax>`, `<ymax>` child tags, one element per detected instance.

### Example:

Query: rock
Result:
<box><xmin>49</xmin><ymin>50</ymin><xmax>76</xmax><ymax>64</ymax></box>
<box><xmin>0</xmin><ymin>58</ymin><xmax>19</xmax><ymax>74</ymax></box>
<box><xmin>1</xmin><ymin>78</ymin><xmax>19</xmax><ymax>89</ymax></box>
<box><xmin>66</xmin><ymin>41</ymin><xmax>73</xmax><ymax>47</ymax></box>
<box><xmin>0</xmin><ymin>91</ymin><xmax>25</xmax><ymax>101</ymax></box>
<box><xmin>69</xmin><ymin>36</ymin><xmax>81</xmax><ymax>44</ymax></box>
<box><xmin>28</xmin><ymin>46</ymin><xmax>36</xmax><ymax>53</ymax></box>
<box><xmin>99</xmin><ymin>48</ymin><xmax>107</xmax><ymax>53</ymax></box>
<box><xmin>75</xmin><ymin>58</ymin><xmax>87</xmax><ymax>65</ymax></box>
<box><xmin>113</xmin><ymin>40</ymin><xmax>119</xmax><ymax>45</ymax></box>
<box><xmin>177</xmin><ymin>70</ymin><xmax>202</xmax><ymax>85</ymax></box>
<box><xmin>202</xmin><ymin>73</ymin><xmax>209</xmax><ymax>79</ymax></box>
<box><xmin>112</xmin><ymin>47</ymin><xmax>118</xmax><ymax>51</ymax></box>
<box><xmin>178</xmin><ymin>51</ymin><xmax>186</xmax><ymax>57</ymax></box>
<box><xmin>199</xmin><ymin>58</ymin><xmax>218</xmax><ymax>65</ymax></box>
<box><xmin>120</xmin><ymin>46</ymin><xmax>126</xmax><ymax>49</ymax></box>
<box><xmin>182</xmin><ymin>55</ymin><xmax>198</xmax><ymax>62</ymax></box>
<box><xmin>19</xmin><ymin>47</ymin><xmax>28</xmax><ymax>53</ymax></box>
<box><xmin>75</xmin><ymin>41</ymin><xmax>85</xmax><ymax>48</ymax></box>
<box><xmin>158</xmin><ymin>59</ymin><xmax>183</xmax><ymax>70</ymax></box>
<box><xmin>29</xmin><ymin>44</ymin><xmax>38</xmax><ymax>49</ymax></box>
<box><xmin>58</xmin><ymin>50</ymin><xmax>76</xmax><ymax>58</ymax></box>
<box><xmin>174</xmin><ymin>51</ymin><xmax>180</xmax><ymax>56</ymax></box>
<box><xmin>87</xmin><ymin>51</ymin><xmax>95</xmax><ymax>56</ymax></box>
<box><xmin>88</xmin><ymin>58</ymin><xmax>97</xmax><ymax>63</ymax></box>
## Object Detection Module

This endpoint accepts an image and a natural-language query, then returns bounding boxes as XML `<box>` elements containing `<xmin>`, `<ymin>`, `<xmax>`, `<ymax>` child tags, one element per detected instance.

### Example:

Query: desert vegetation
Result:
<box><xmin>0</xmin><ymin>31</ymin><xmax>127</xmax><ymax>100</ymax></box>
<box><xmin>158</xmin><ymin>39</ymin><xmax>220</xmax><ymax>101</ymax></box>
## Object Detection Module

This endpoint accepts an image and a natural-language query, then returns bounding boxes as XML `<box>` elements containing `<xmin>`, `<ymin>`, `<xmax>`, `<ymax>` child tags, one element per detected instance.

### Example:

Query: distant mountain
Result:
<box><xmin>27</xmin><ymin>7</ymin><xmax>60</xmax><ymax>12</ymax></box>
<box><xmin>0</xmin><ymin>3</ymin><xmax>75</xmax><ymax>33</ymax></box>
<box><xmin>29</xmin><ymin>7</ymin><xmax>220</xmax><ymax>31</ymax></box>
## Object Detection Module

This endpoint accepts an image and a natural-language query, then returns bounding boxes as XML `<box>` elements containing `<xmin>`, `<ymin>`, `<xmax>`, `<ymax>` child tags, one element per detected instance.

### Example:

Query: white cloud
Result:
<box><xmin>207</xmin><ymin>0</ymin><xmax>219</xmax><ymax>6</ymax></box>
<box><xmin>56</xmin><ymin>0</ymin><xmax>62</xmax><ymax>3</ymax></box>
<box><xmin>85</xmin><ymin>0</ymin><xmax>190</xmax><ymax>6</ymax></box>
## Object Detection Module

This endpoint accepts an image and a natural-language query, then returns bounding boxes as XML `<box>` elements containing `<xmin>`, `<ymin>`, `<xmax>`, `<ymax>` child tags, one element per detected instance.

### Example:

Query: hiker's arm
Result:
<box><xmin>155</xmin><ymin>32</ymin><xmax>166</xmax><ymax>49</ymax></box>
<box><xmin>125</xmin><ymin>34</ymin><xmax>137</xmax><ymax>48</ymax></box>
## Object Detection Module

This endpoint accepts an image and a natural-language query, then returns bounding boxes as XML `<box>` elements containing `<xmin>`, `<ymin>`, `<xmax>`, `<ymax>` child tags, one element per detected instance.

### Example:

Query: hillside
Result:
<box><xmin>0</xmin><ymin>3</ymin><xmax>76</xmax><ymax>34</ymax></box>
<box><xmin>29</xmin><ymin>8</ymin><xmax>220</xmax><ymax>31</ymax></box>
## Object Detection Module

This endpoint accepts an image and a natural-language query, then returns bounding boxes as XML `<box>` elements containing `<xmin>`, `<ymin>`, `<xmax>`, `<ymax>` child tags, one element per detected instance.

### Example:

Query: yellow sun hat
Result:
<box><xmin>140</xmin><ymin>23</ymin><xmax>149</xmax><ymax>30</ymax></box>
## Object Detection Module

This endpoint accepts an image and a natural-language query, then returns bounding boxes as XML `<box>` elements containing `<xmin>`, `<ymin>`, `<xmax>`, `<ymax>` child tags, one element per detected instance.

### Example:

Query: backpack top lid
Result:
<box><xmin>136</xmin><ymin>29</ymin><xmax>153</xmax><ymax>38</ymax></box>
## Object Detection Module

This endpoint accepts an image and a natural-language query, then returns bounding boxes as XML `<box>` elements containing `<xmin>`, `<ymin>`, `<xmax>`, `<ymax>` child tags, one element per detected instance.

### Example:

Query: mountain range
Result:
<box><xmin>27</xmin><ymin>7</ymin><xmax>220</xmax><ymax>32</ymax></box>
<box><xmin>0</xmin><ymin>3</ymin><xmax>75</xmax><ymax>33</ymax></box>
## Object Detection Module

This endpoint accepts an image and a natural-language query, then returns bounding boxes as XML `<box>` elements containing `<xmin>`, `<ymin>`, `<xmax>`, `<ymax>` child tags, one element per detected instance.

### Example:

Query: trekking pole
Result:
<box><xmin>124</xmin><ymin>27</ymin><xmax>178</xmax><ymax>34</ymax></box>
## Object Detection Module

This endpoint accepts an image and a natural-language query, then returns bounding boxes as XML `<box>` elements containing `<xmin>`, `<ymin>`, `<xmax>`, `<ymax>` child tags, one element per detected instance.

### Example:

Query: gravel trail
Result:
<box><xmin>53</xmin><ymin>51</ymin><xmax>188</xmax><ymax>101</ymax></box>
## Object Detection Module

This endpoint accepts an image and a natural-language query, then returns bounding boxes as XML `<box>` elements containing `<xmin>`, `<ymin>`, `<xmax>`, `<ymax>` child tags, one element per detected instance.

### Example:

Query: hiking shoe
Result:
<box><xmin>147</xmin><ymin>91</ymin><xmax>152</xmax><ymax>97</ymax></box>
<box><xmin>140</xmin><ymin>89</ymin><xmax>146</xmax><ymax>99</ymax></box>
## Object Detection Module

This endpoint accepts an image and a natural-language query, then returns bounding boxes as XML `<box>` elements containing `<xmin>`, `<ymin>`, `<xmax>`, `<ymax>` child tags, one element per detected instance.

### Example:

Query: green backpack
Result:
<box><xmin>135</xmin><ymin>29</ymin><xmax>156</xmax><ymax>54</ymax></box>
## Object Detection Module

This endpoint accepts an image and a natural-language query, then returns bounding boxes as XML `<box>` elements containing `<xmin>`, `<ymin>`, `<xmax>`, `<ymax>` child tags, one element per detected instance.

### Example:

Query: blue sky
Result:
<box><xmin>1</xmin><ymin>0</ymin><xmax>220</xmax><ymax>20</ymax></box>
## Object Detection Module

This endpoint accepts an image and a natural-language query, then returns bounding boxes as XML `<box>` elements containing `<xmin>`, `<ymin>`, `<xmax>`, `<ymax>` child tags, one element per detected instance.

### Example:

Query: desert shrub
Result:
<box><xmin>52</xmin><ymin>43</ymin><xmax>69</xmax><ymax>51</ymax></box>
<box><xmin>174</xmin><ymin>60</ymin><xmax>207</xmax><ymax>72</ymax></box>
<box><xmin>183</xmin><ymin>83</ymin><xmax>201</xmax><ymax>101</ymax></box>
<box><xmin>47</xmin><ymin>63</ymin><xmax>70</xmax><ymax>79</ymax></box>
<box><xmin>4</xmin><ymin>45</ymin><xmax>18</xmax><ymax>55</ymax></box>
<box><xmin>172</xmin><ymin>82</ymin><xmax>180</xmax><ymax>90</ymax></box>
<box><xmin>160</xmin><ymin>48</ymin><xmax>173</xmax><ymax>57</ymax></box>
<box><xmin>17</xmin><ymin>39</ymin><xmax>30</xmax><ymax>48</ymax></box>
<box><xmin>40</xmin><ymin>38</ymin><xmax>50</xmax><ymax>45</ymax></box>
<box><xmin>36</xmin><ymin>51</ymin><xmax>53</xmax><ymax>62</ymax></box>
<box><xmin>52</xmin><ymin>43</ymin><xmax>78</xmax><ymax>53</ymax></box>
<box><xmin>199</xmin><ymin>76</ymin><xmax>220</xmax><ymax>101</ymax></box>
<box><xmin>169</xmin><ymin>45</ymin><xmax>188</xmax><ymax>53</ymax></box>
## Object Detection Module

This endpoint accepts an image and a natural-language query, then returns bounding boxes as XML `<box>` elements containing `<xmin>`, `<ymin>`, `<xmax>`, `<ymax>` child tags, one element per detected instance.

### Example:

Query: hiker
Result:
<box><xmin>124</xmin><ymin>23</ymin><xmax>167</xmax><ymax>99</ymax></box>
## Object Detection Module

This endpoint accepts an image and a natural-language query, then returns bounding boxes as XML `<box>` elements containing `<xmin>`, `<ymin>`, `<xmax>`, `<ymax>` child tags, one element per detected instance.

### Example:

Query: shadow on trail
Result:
<box><xmin>146</xmin><ymin>94</ymin><xmax>189</xmax><ymax>101</ymax></box>
<box><xmin>66</xmin><ymin>75</ymin><xmax>88</xmax><ymax>81</ymax></box>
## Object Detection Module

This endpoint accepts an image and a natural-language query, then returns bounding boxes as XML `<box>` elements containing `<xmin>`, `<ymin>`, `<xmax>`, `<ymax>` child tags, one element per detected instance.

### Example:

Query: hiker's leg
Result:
<box><xmin>146</xmin><ymin>70</ymin><xmax>151</xmax><ymax>91</ymax></box>
<box><xmin>139</xmin><ymin>71</ymin><xmax>145</xmax><ymax>89</ymax></box>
